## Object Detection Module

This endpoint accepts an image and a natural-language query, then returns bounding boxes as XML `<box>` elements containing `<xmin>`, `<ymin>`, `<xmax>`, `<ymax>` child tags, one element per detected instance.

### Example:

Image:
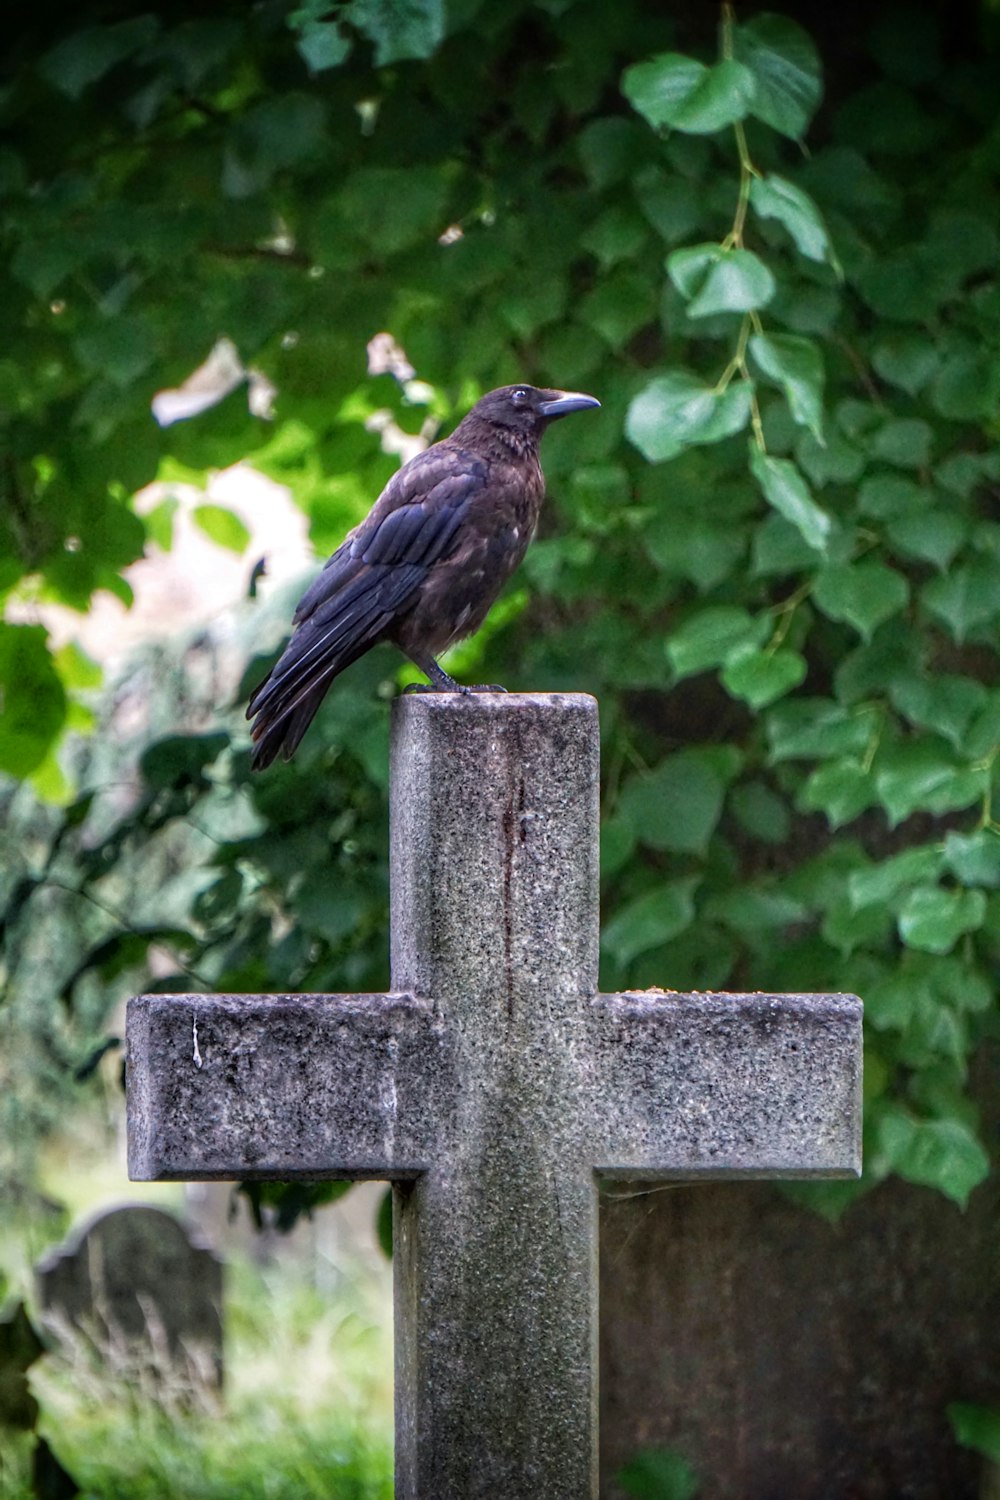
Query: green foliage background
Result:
<box><xmin>2</xmin><ymin>0</ymin><xmax>999</xmax><ymax>1226</ymax></box>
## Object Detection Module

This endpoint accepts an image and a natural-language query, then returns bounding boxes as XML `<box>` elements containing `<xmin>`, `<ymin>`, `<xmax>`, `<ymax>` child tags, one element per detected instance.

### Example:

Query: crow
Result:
<box><xmin>246</xmin><ymin>383</ymin><xmax>600</xmax><ymax>769</ymax></box>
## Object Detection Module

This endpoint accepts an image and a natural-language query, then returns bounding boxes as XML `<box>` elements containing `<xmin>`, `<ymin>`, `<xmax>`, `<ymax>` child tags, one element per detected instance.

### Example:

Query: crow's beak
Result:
<box><xmin>538</xmin><ymin>391</ymin><xmax>601</xmax><ymax>418</ymax></box>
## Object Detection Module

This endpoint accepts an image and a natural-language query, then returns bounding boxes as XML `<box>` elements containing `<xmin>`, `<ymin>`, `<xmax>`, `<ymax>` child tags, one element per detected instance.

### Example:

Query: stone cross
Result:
<box><xmin>127</xmin><ymin>694</ymin><xmax>862</xmax><ymax>1499</ymax></box>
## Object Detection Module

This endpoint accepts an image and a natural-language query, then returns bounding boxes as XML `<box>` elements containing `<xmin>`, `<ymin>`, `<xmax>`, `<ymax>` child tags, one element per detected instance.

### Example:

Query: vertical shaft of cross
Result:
<box><xmin>389</xmin><ymin>693</ymin><xmax>602</xmax><ymax>1500</ymax></box>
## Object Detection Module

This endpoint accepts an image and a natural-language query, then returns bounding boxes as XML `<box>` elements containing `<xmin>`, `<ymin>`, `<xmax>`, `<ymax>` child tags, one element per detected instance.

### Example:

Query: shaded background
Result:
<box><xmin>2</xmin><ymin>1</ymin><xmax>999</xmax><ymax>1494</ymax></box>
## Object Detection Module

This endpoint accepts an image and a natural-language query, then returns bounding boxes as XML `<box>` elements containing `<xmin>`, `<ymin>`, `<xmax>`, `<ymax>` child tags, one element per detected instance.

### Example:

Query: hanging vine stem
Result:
<box><xmin>716</xmin><ymin>2</ymin><xmax>766</xmax><ymax>450</ymax></box>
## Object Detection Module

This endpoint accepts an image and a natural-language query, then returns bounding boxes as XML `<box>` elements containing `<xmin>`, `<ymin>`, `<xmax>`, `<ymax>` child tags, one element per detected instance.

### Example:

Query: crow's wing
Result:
<box><xmin>247</xmin><ymin>444</ymin><xmax>488</xmax><ymax>767</ymax></box>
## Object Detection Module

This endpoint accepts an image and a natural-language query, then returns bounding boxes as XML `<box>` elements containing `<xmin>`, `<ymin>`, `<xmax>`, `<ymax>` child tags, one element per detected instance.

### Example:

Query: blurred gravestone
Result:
<box><xmin>35</xmin><ymin>1204</ymin><xmax>223</xmax><ymax>1393</ymax></box>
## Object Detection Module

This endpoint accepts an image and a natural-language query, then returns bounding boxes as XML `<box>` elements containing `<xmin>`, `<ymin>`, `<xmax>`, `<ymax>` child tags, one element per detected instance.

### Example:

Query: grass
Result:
<box><xmin>2</xmin><ymin>1235</ymin><xmax>393</xmax><ymax>1499</ymax></box>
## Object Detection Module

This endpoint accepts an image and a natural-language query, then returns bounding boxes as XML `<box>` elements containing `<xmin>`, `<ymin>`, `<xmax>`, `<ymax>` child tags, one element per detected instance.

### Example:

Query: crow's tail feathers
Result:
<box><xmin>248</xmin><ymin>673</ymin><xmax>337</xmax><ymax>770</ymax></box>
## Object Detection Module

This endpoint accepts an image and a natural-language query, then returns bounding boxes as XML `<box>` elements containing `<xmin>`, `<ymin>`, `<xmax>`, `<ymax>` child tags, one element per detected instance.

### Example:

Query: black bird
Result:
<box><xmin>247</xmin><ymin>383</ymin><xmax>600</xmax><ymax>769</ymax></box>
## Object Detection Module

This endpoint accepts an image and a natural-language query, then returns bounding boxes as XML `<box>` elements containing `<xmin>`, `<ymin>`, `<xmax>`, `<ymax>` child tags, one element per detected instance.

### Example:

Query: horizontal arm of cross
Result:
<box><xmin>589</xmin><ymin>990</ymin><xmax>862</xmax><ymax>1179</ymax></box>
<box><xmin>127</xmin><ymin>992</ymin><xmax>448</xmax><ymax>1181</ymax></box>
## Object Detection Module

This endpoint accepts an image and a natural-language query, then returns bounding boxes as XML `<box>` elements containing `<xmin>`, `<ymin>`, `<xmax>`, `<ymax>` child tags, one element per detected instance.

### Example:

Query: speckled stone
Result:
<box><xmin>127</xmin><ymin>693</ymin><xmax>862</xmax><ymax>1500</ymax></box>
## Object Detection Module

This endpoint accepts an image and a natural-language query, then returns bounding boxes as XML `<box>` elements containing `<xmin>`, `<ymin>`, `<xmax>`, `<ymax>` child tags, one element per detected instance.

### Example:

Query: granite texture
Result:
<box><xmin>127</xmin><ymin>692</ymin><xmax>863</xmax><ymax>1500</ymax></box>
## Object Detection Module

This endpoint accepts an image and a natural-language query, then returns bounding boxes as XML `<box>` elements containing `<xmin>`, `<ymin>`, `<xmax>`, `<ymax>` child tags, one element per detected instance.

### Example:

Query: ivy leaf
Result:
<box><xmin>749</xmin><ymin>447</ymin><xmax>831</xmax><ymax>552</ymax></box>
<box><xmin>289</xmin><ymin>3</ymin><xmax>353</xmax><ymax>73</ymax></box>
<box><xmin>813</xmin><ymin>560</ymin><xmax>910</xmax><ymax>641</ymax></box>
<box><xmin>40</xmin><ymin>17</ymin><xmax>159</xmax><ymax>98</ymax></box>
<box><xmin>922</xmin><ymin>557</ymin><xmax>1000</xmax><ymax>642</ymax></box>
<box><xmin>943</xmin><ymin>830</ymin><xmax>1000</xmax><ymax>889</ymax></box>
<box><xmin>666</xmin><ymin>606</ymin><xmax>768</xmax><ymax>678</ymax></box>
<box><xmin>622</xmin><ymin>55</ymin><xmax>754</xmax><ymax>135</ymax></box>
<box><xmin>767</xmin><ymin>699</ymin><xmax>875</xmax><ymax>761</ymax></box>
<box><xmin>799</xmin><ymin>761</ymin><xmax>876</xmax><ymax>827</ymax></box>
<box><xmin>666</xmin><ymin>243</ymin><xmax>724</xmax><ymax>299</ymax></box>
<box><xmin>847</xmin><ymin>846</ymin><xmax>944</xmax><ymax>910</ymax></box>
<box><xmin>0</xmin><ymin>625</ymin><xmax>68</xmax><ymax>779</ymax></box>
<box><xmin>626</xmin><ymin>373</ymin><xmax>753</xmax><ymax>463</ymax></box>
<box><xmin>733</xmin><ymin>13</ymin><xmax>822</xmax><ymax>139</ymax></box>
<box><xmin>749</xmin><ymin>173</ymin><xmax>839</xmax><ymax>270</ymax></box>
<box><xmin>721</xmin><ymin>647</ymin><xmax>807</xmax><ymax>708</ymax></box>
<box><xmin>886</xmin><ymin>510</ymin><xmax>967</xmax><ymax>572</ymax></box>
<box><xmin>347</xmin><ymin>0</ymin><xmax>445</xmax><ymax>65</ymax></box>
<box><xmin>749</xmin><ymin>332</ymin><xmax>825</xmax><ymax>440</ymax></box>
<box><xmin>617</xmin><ymin>749</ymin><xmax>727</xmax><ymax>855</ymax></box>
<box><xmin>192</xmin><ymin>505</ymin><xmax>251</xmax><ymax>553</ymax></box>
<box><xmin>874</xmin><ymin>746</ymin><xmax>986</xmax><ymax>827</ymax></box>
<box><xmin>877</xmin><ymin>1109</ymin><xmax>989</xmax><ymax>1207</ymax></box>
<box><xmin>889</xmin><ymin>672</ymin><xmax>987</xmax><ymax>750</ymax></box>
<box><xmin>870</xmin><ymin>417</ymin><xmax>934</xmax><ymax>469</ymax></box>
<box><xmin>602</xmin><ymin>878</ymin><xmax>700</xmax><ymax>968</ymax></box>
<box><xmin>871</xmin><ymin>334</ymin><xmax>940</xmax><ymax>396</ymax></box>
<box><xmin>687</xmin><ymin>249</ymin><xmax>776</xmax><ymax>317</ymax></box>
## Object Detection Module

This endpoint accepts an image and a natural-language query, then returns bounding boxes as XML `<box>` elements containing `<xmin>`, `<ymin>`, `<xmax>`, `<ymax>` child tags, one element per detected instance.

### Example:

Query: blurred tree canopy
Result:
<box><xmin>2</xmin><ymin>0</ymin><xmax>1000</xmax><ymax>1217</ymax></box>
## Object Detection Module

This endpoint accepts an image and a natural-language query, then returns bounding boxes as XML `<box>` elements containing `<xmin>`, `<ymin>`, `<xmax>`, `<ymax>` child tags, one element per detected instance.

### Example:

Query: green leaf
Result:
<box><xmin>870</xmin><ymin>418</ymin><xmax>933</xmax><ymax>470</ymax></box>
<box><xmin>602</xmin><ymin>878</ymin><xmax>700</xmax><ymax>968</ymax></box>
<box><xmin>294</xmin><ymin>883</ymin><xmax>369</xmax><ymax>945</ymax></box>
<box><xmin>617</xmin><ymin>1447</ymin><xmax>700</xmax><ymax>1500</ymax></box>
<box><xmin>666</xmin><ymin>607</ymin><xmax>768</xmax><ymax>678</ymax></box>
<box><xmin>943</xmin><ymin>830</ymin><xmax>1000</xmax><ymax>889</ymax></box>
<box><xmin>644</xmin><ymin>511</ymin><xmax>745</xmax><ymax>591</ymax></box>
<box><xmin>870</xmin><ymin>334</ymin><xmax>940</xmax><ymax>395</ymax></box>
<box><xmin>729</xmin><ymin>781</ymin><xmax>791</xmax><ymax>844</ymax></box>
<box><xmin>601</xmin><ymin>816</ymin><xmax>637</xmax><ymax>879</ymax></box>
<box><xmin>139</xmin><ymin>732</ymin><xmax>230</xmax><ymax>789</ymax></box>
<box><xmin>874</xmin><ymin>746</ymin><xmax>986</xmax><ymax>826</ymax></box>
<box><xmin>721</xmin><ymin>647</ymin><xmax>807</xmax><ymax>709</ymax></box>
<box><xmin>579</xmin><ymin>268</ymin><xmax>655</xmax><ymax>346</ymax></box>
<box><xmin>192</xmin><ymin>504</ymin><xmax>251</xmax><ymax>553</ymax></box>
<box><xmin>144</xmin><ymin>497</ymin><xmax>179</xmax><ymax>552</ymax></box>
<box><xmin>857</xmin><ymin>474</ymin><xmax>929</xmax><ymax>521</ymax></box>
<box><xmin>749</xmin><ymin>448</ymin><xmax>831</xmax><ymax>551</ymax></box>
<box><xmin>74</xmin><ymin>316</ymin><xmax>156</xmax><ymax>388</ymax></box>
<box><xmin>347</xmin><ymin>0</ymin><xmax>445</xmax><ymax>65</ymax></box>
<box><xmin>799</xmin><ymin>761</ymin><xmax>876</xmax><ymax>826</ymax></box>
<box><xmin>0</xmin><ymin>624</ymin><xmax>68</xmax><ymax>779</ymax></box>
<box><xmin>666</xmin><ymin>244</ymin><xmax>724</xmax><ymax>299</ymax></box>
<box><xmin>617</xmin><ymin>749</ymin><xmax>727</xmax><ymax>855</ymax></box>
<box><xmin>626</xmin><ymin>373</ymin><xmax>753</xmax><ymax>463</ymax></box>
<box><xmin>290</xmin><ymin>5</ymin><xmax>353</xmax><ymax>73</ymax></box>
<box><xmin>929</xmin><ymin>349</ymin><xmax>997</xmax><ymax>421</ymax></box>
<box><xmin>922</xmin><ymin>557</ymin><xmax>1000</xmax><ymax>642</ymax></box>
<box><xmin>876</xmin><ymin>1110</ymin><xmax>989</xmax><ymax>1207</ymax></box>
<box><xmin>733</xmin><ymin>13</ymin><xmax>822</xmax><ymax>138</ymax></box>
<box><xmin>949</xmin><ymin>1403</ymin><xmax>1000</xmax><ymax>1465</ymax></box>
<box><xmin>580</xmin><ymin>205</ymin><xmax>649</xmax><ymax>268</ymax></box>
<box><xmin>686</xmin><ymin>249</ymin><xmax>776</xmax><ymax>318</ymax></box>
<box><xmin>889</xmin><ymin>672</ymin><xmax>987</xmax><ymax>749</ymax></box>
<box><xmin>40</xmin><ymin>16</ymin><xmax>159</xmax><ymax>98</ymax></box>
<box><xmin>966</xmin><ymin>693</ymin><xmax>1000</xmax><ymax>759</ymax></box>
<box><xmin>622</xmin><ymin>54</ymin><xmax>754</xmax><ymax>135</ymax></box>
<box><xmin>749</xmin><ymin>333</ymin><xmax>825</xmax><ymax>440</ymax></box>
<box><xmin>749</xmin><ymin>174</ymin><xmax>838</xmax><ymax>268</ymax></box>
<box><xmin>848</xmin><ymin>846</ymin><xmax>944</xmax><ymax>910</ymax></box>
<box><xmin>886</xmin><ymin>510</ymin><xmax>967</xmax><ymax>572</ymax></box>
<box><xmin>336</xmin><ymin>166</ymin><xmax>447</xmax><ymax>254</ymax></box>
<box><xmin>767</xmin><ymin>699</ymin><xmax>875</xmax><ymax>762</ymax></box>
<box><xmin>813</xmin><ymin>560</ymin><xmax>909</xmax><ymax>641</ymax></box>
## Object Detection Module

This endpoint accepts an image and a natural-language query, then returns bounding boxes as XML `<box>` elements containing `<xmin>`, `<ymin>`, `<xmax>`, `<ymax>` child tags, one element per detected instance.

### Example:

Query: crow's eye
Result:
<box><xmin>511</xmin><ymin>387</ymin><xmax>530</xmax><ymax>404</ymax></box>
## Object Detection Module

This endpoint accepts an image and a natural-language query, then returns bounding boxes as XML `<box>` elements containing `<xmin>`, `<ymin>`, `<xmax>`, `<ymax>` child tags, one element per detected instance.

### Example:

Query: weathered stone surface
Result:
<box><xmin>599</xmin><ymin>1156</ymin><xmax>1000</xmax><ymax>1500</ymax></box>
<box><xmin>127</xmin><ymin>693</ymin><xmax>863</xmax><ymax>1499</ymax></box>
<box><xmin>36</xmin><ymin>1204</ymin><xmax>222</xmax><ymax>1389</ymax></box>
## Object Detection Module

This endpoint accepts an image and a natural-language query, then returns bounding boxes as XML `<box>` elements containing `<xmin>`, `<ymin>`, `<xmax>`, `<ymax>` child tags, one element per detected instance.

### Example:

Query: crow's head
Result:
<box><xmin>465</xmin><ymin>384</ymin><xmax>601</xmax><ymax>441</ymax></box>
